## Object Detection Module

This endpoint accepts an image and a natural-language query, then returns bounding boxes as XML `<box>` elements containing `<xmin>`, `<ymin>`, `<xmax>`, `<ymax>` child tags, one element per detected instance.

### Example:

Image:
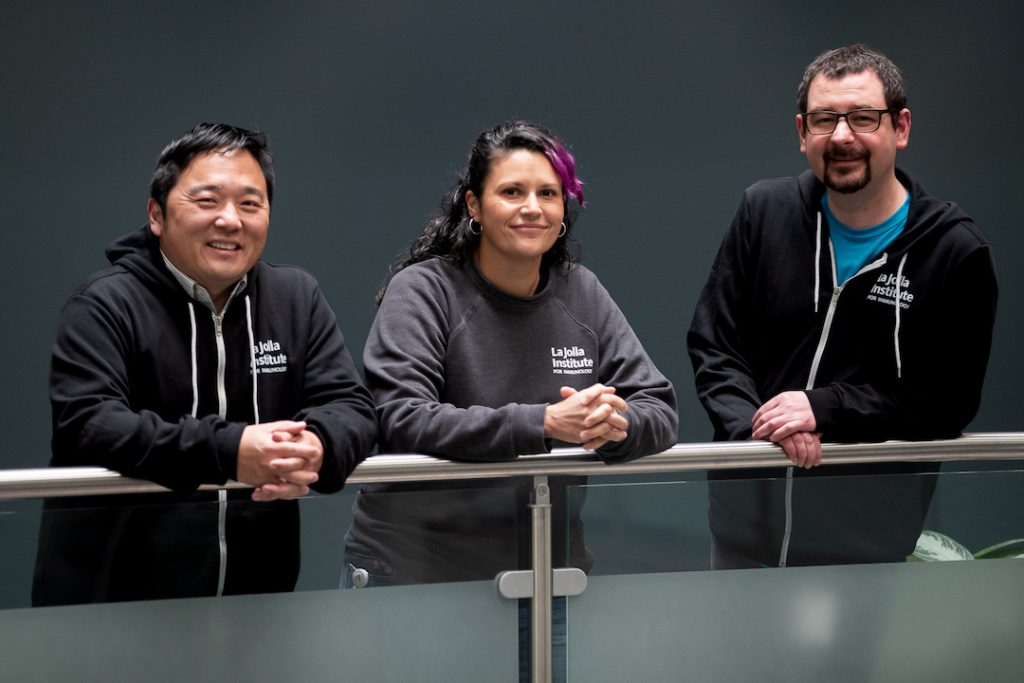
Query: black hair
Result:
<box><xmin>376</xmin><ymin>120</ymin><xmax>584</xmax><ymax>304</ymax></box>
<box><xmin>149</xmin><ymin>122</ymin><xmax>274</xmax><ymax>213</ymax></box>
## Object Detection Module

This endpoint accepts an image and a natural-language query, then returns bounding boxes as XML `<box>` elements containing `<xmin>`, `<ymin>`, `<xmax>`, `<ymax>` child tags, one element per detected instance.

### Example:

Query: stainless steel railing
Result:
<box><xmin>5</xmin><ymin>432</ymin><xmax>1023</xmax><ymax>683</ymax></box>
<box><xmin>2</xmin><ymin>432</ymin><xmax>1023</xmax><ymax>501</ymax></box>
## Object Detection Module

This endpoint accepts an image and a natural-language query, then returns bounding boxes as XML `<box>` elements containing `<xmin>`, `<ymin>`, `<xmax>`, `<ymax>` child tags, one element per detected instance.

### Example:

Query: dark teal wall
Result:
<box><xmin>3</xmin><ymin>1</ymin><xmax>1022</xmax><ymax>458</ymax></box>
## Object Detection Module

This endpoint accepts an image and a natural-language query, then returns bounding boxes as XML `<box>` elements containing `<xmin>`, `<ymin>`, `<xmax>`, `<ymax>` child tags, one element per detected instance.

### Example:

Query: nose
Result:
<box><xmin>521</xmin><ymin>193</ymin><xmax>542</xmax><ymax>216</ymax></box>
<box><xmin>215</xmin><ymin>201</ymin><xmax>243</xmax><ymax>229</ymax></box>
<box><xmin>831</xmin><ymin>116</ymin><xmax>855</xmax><ymax>142</ymax></box>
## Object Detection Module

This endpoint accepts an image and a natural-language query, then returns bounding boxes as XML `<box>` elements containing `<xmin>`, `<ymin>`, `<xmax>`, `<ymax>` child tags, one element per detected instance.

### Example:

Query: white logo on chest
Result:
<box><xmin>550</xmin><ymin>345</ymin><xmax>594</xmax><ymax>375</ymax></box>
<box><xmin>253</xmin><ymin>338</ymin><xmax>288</xmax><ymax>374</ymax></box>
<box><xmin>866</xmin><ymin>273</ymin><xmax>914</xmax><ymax>310</ymax></box>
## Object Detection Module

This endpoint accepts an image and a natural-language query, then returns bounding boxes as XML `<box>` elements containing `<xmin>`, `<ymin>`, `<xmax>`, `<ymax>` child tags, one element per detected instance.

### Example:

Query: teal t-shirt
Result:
<box><xmin>824</xmin><ymin>191</ymin><xmax>910</xmax><ymax>285</ymax></box>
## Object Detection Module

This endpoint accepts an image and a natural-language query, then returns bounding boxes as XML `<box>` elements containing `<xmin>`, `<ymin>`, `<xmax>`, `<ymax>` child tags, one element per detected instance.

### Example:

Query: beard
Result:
<box><xmin>823</xmin><ymin>144</ymin><xmax>871</xmax><ymax>194</ymax></box>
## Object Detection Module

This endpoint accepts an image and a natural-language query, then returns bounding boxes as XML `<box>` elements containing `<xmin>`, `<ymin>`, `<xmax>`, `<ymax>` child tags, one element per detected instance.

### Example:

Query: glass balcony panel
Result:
<box><xmin>0</xmin><ymin>488</ymin><xmax>521</xmax><ymax>681</ymax></box>
<box><xmin>0</xmin><ymin>581</ymin><xmax>518</xmax><ymax>682</ymax></box>
<box><xmin>564</xmin><ymin>466</ymin><xmax>1024</xmax><ymax>681</ymax></box>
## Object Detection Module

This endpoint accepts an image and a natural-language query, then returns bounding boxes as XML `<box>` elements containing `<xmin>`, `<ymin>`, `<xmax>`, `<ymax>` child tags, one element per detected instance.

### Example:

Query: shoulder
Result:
<box><xmin>67</xmin><ymin>265</ymin><xmax>157</xmax><ymax>309</ymax></box>
<box><xmin>742</xmin><ymin>172</ymin><xmax>812</xmax><ymax>207</ymax></box>
<box><xmin>385</xmin><ymin>258</ymin><xmax>469</xmax><ymax>300</ymax></box>
<box><xmin>251</xmin><ymin>261</ymin><xmax>333</xmax><ymax>310</ymax></box>
<box><xmin>548</xmin><ymin>263</ymin><xmax>619</xmax><ymax>314</ymax></box>
<box><xmin>905</xmin><ymin>177</ymin><xmax>992</xmax><ymax>254</ymax></box>
<box><xmin>254</xmin><ymin>260</ymin><xmax>322</xmax><ymax>290</ymax></box>
<box><xmin>551</xmin><ymin>262</ymin><xmax>603</xmax><ymax>291</ymax></box>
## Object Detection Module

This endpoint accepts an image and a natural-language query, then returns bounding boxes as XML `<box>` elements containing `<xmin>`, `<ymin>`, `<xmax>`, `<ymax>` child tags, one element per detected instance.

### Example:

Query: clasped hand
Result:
<box><xmin>751</xmin><ymin>391</ymin><xmax>821</xmax><ymax>469</ymax></box>
<box><xmin>236</xmin><ymin>420</ymin><xmax>324</xmax><ymax>501</ymax></box>
<box><xmin>544</xmin><ymin>383</ymin><xmax>629</xmax><ymax>451</ymax></box>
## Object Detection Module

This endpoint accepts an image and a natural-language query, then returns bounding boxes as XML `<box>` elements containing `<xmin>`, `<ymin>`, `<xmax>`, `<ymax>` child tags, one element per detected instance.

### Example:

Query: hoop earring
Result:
<box><xmin>468</xmin><ymin>219</ymin><xmax>482</xmax><ymax>236</ymax></box>
<box><xmin>558</xmin><ymin>222</ymin><xmax>567</xmax><ymax>238</ymax></box>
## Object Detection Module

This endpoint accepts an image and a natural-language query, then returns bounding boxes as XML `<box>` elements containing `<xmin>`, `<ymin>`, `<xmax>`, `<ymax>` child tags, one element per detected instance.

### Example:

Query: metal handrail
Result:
<box><xmin>2</xmin><ymin>432</ymin><xmax>1023</xmax><ymax>501</ymax></box>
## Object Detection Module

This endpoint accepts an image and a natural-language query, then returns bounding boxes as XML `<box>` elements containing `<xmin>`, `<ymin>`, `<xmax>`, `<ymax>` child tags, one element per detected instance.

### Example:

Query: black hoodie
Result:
<box><xmin>33</xmin><ymin>226</ymin><xmax>376</xmax><ymax>604</ymax></box>
<box><xmin>687</xmin><ymin>169</ymin><xmax>997</xmax><ymax>566</ymax></box>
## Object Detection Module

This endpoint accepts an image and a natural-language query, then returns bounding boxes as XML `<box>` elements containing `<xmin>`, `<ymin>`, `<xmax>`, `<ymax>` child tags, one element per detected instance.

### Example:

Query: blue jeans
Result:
<box><xmin>518</xmin><ymin>597</ymin><xmax>567</xmax><ymax>683</ymax></box>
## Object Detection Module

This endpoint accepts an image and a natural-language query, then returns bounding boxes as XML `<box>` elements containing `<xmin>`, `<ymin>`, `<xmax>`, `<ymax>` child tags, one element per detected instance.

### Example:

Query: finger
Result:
<box><xmin>808</xmin><ymin>436</ymin><xmax>823</xmax><ymax>468</ymax></box>
<box><xmin>587</xmin><ymin>410</ymin><xmax>628</xmax><ymax>433</ymax></box>
<box><xmin>267</xmin><ymin>440</ymin><xmax>319</xmax><ymax>460</ymax></box>
<box><xmin>752</xmin><ymin>417</ymin><xmax>777</xmax><ymax>440</ymax></box>
<box><xmin>575</xmin><ymin>384</ymin><xmax>607</xmax><ymax>405</ymax></box>
<box><xmin>579</xmin><ymin>421</ymin><xmax>611</xmax><ymax>442</ymax></box>
<box><xmin>797</xmin><ymin>435</ymin><xmax>816</xmax><ymax>469</ymax></box>
<box><xmin>582</xmin><ymin>403</ymin><xmax>614</xmax><ymax>428</ymax></box>
<box><xmin>593</xmin><ymin>393</ymin><xmax>629</xmax><ymax>413</ymax></box>
<box><xmin>603</xmin><ymin>428</ymin><xmax>627</xmax><ymax>442</ymax></box>
<box><xmin>767</xmin><ymin>419</ymin><xmax>803</xmax><ymax>443</ymax></box>
<box><xmin>252</xmin><ymin>482</ymin><xmax>310</xmax><ymax>501</ymax></box>
<box><xmin>581</xmin><ymin>423</ymin><xmax>628</xmax><ymax>444</ymax></box>
<box><xmin>604</xmin><ymin>411</ymin><xmax>629</xmax><ymax>431</ymax></box>
<box><xmin>271</xmin><ymin>430</ymin><xmax>302</xmax><ymax>443</ymax></box>
<box><xmin>581</xmin><ymin>436</ymin><xmax>610</xmax><ymax>451</ymax></box>
<box><xmin>264</xmin><ymin>420</ymin><xmax>307</xmax><ymax>434</ymax></box>
<box><xmin>559</xmin><ymin>386</ymin><xmax>577</xmax><ymax>399</ymax></box>
<box><xmin>754</xmin><ymin>412</ymin><xmax>798</xmax><ymax>441</ymax></box>
<box><xmin>752</xmin><ymin>407</ymin><xmax>777</xmax><ymax>433</ymax></box>
<box><xmin>780</xmin><ymin>436</ymin><xmax>803</xmax><ymax>468</ymax></box>
<box><xmin>275</xmin><ymin>469</ymin><xmax>319</xmax><ymax>486</ymax></box>
<box><xmin>269</xmin><ymin>456</ymin><xmax>314</xmax><ymax>472</ymax></box>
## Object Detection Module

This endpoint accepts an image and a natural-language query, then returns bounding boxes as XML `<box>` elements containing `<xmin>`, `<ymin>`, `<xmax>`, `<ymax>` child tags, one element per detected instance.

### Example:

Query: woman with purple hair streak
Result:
<box><xmin>342</xmin><ymin>120</ymin><xmax>677</xmax><ymax>680</ymax></box>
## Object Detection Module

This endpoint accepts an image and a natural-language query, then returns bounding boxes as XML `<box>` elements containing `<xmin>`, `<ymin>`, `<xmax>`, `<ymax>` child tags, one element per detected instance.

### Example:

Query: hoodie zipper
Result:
<box><xmin>778</xmin><ymin>237</ymin><xmax>888</xmax><ymax>567</ymax></box>
<box><xmin>213</xmin><ymin>311</ymin><xmax>228</xmax><ymax>597</ymax></box>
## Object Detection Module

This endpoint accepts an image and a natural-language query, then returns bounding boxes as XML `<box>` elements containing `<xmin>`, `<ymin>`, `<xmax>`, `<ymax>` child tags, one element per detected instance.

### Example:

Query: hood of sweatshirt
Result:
<box><xmin>103</xmin><ymin>224</ymin><xmax>259</xmax><ymax>300</ymax></box>
<box><xmin>104</xmin><ymin>225</ymin><xmax>181</xmax><ymax>295</ymax></box>
<box><xmin>797</xmin><ymin>167</ymin><xmax>976</xmax><ymax>259</ymax></box>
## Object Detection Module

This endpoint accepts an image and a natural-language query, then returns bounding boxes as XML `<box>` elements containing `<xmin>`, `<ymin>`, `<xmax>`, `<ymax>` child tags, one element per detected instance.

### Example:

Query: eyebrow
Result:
<box><xmin>807</xmin><ymin>104</ymin><xmax>880</xmax><ymax>112</ymax></box>
<box><xmin>186</xmin><ymin>183</ymin><xmax>266</xmax><ymax>200</ymax></box>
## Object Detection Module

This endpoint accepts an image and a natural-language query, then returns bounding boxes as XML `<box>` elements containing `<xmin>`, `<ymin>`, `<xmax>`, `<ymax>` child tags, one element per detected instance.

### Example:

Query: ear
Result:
<box><xmin>894</xmin><ymin>108</ymin><xmax>911</xmax><ymax>150</ymax></box>
<box><xmin>147</xmin><ymin>198</ymin><xmax>164</xmax><ymax>237</ymax></box>
<box><xmin>465</xmin><ymin>190</ymin><xmax>480</xmax><ymax>221</ymax></box>
<box><xmin>795</xmin><ymin>114</ymin><xmax>808</xmax><ymax>154</ymax></box>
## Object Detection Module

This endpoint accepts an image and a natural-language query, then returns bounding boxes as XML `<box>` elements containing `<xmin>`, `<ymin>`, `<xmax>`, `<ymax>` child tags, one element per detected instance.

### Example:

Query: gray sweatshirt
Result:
<box><xmin>345</xmin><ymin>257</ymin><xmax>677</xmax><ymax>582</ymax></box>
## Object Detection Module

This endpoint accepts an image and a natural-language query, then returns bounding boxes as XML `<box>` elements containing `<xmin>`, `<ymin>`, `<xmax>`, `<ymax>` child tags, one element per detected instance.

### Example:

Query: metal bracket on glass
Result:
<box><xmin>495</xmin><ymin>567</ymin><xmax>588</xmax><ymax>600</ymax></box>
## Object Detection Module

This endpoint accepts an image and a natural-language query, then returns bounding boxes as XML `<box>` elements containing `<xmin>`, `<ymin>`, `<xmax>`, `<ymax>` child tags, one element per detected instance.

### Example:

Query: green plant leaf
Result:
<box><xmin>911</xmin><ymin>530</ymin><xmax>974</xmax><ymax>562</ymax></box>
<box><xmin>974</xmin><ymin>538</ymin><xmax>1024</xmax><ymax>559</ymax></box>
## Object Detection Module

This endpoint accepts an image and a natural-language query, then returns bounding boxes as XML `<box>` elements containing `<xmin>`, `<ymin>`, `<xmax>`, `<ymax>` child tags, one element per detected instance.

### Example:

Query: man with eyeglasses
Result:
<box><xmin>688</xmin><ymin>45</ymin><xmax>998</xmax><ymax>568</ymax></box>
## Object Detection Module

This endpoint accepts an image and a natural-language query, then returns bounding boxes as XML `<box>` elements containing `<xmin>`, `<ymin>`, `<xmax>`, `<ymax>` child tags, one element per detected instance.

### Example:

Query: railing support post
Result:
<box><xmin>531</xmin><ymin>475</ymin><xmax>552</xmax><ymax>683</ymax></box>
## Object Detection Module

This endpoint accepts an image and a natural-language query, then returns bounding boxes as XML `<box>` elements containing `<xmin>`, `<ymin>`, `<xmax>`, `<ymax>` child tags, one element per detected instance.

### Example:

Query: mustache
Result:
<box><xmin>824</xmin><ymin>144</ymin><xmax>869</xmax><ymax>162</ymax></box>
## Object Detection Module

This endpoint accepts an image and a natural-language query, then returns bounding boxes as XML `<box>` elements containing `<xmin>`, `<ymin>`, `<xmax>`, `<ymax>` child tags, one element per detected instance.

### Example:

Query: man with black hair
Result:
<box><xmin>34</xmin><ymin>122</ymin><xmax>376</xmax><ymax>604</ymax></box>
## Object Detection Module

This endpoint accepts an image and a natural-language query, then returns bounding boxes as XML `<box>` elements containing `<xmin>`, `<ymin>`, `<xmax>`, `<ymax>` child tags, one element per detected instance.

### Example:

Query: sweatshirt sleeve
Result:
<box><xmin>806</xmin><ymin>243</ymin><xmax>998</xmax><ymax>440</ymax></box>
<box><xmin>295</xmin><ymin>285</ymin><xmax>377</xmax><ymax>493</ymax></box>
<box><xmin>364</xmin><ymin>267</ymin><xmax>548</xmax><ymax>460</ymax></box>
<box><xmin>686</xmin><ymin>197</ymin><xmax>765</xmax><ymax>441</ymax></box>
<box><xmin>582</xmin><ymin>278</ymin><xmax>678</xmax><ymax>463</ymax></box>
<box><xmin>50</xmin><ymin>292</ymin><xmax>242</xmax><ymax>492</ymax></box>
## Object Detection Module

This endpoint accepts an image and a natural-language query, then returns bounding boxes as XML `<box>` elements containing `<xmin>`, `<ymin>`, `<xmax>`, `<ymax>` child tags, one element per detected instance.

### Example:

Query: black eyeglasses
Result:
<box><xmin>802</xmin><ymin>108</ymin><xmax>897</xmax><ymax>135</ymax></box>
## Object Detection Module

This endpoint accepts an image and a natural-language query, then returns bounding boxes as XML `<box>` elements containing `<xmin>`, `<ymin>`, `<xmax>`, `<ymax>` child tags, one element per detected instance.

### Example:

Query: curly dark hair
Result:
<box><xmin>376</xmin><ymin>120</ymin><xmax>585</xmax><ymax>304</ymax></box>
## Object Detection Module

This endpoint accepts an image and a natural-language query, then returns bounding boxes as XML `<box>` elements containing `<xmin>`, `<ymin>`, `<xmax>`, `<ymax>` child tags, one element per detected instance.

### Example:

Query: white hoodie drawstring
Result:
<box><xmin>893</xmin><ymin>253</ymin><xmax>907</xmax><ymax>379</ymax></box>
<box><xmin>244</xmin><ymin>295</ymin><xmax>259</xmax><ymax>422</ymax></box>
<box><xmin>187</xmin><ymin>303</ymin><xmax>199</xmax><ymax>417</ymax></box>
<box><xmin>813</xmin><ymin>212</ymin><xmax>822</xmax><ymax>313</ymax></box>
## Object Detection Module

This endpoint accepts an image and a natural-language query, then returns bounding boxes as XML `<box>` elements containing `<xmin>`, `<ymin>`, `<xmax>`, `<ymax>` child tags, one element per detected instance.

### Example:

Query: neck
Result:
<box><xmin>826</xmin><ymin>173</ymin><xmax>907</xmax><ymax>229</ymax></box>
<box><xmin>474</xmin><ymin>251</ymin><xmax>542</xmax><ymax>297</ymax></box>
